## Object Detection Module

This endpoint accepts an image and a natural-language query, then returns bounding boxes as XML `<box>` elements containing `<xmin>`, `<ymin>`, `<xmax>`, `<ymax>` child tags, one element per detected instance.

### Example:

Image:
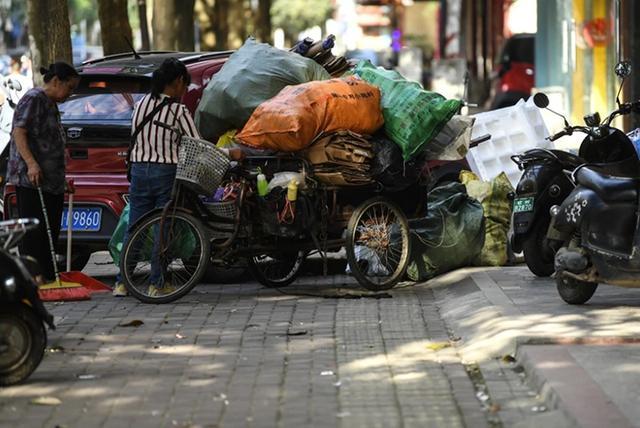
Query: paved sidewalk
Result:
<box><xmin>6</xmin><ymin>252</ymin><xmax>635</xmax><ymax>427</ymax></box>
<box><xmin>430</xmin><ymin>265</ymin><xmax>640</xmax><ymax>428</ymax></box>
<box><xmin>0</xmin><ymin>253</ymin><xmax>492</xmax><ymax>428</ymax></box>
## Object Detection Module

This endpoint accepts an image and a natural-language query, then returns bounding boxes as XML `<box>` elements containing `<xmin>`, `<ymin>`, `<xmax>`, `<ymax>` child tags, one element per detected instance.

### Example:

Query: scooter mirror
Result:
<box><xmin>533</xmin><ymin>93</ymin><xmax>549</xmax><ymax>109</ymax></box>
<box><xmin>615</xmin><ymin>61</ymin><xmax>632</xmax><ymax>78</ymax></box>
<box><xmin>9</xmin><ymin>79</ymin><xmax>21</xmax><ymax>92</ymax></box>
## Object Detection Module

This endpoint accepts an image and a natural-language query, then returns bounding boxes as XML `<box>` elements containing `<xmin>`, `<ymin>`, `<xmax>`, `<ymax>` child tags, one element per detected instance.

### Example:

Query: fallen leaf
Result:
<box><xmin>77</xmin><ymin>374</ymin><xmax>99</xmax><ymax>380</ymax></box>
<box><xmin>119</xmin><ymin>320</ymin><xmax>144</xmax><ymax>327</ymax></box>
<box><xmin>286</xmin><ymin>330</ymin><xmax>307</xmax><ymax>336</ymax></box>
<box><xmin>426</xmin><ymin>342</ymin><xmax>451</xmax><ymax>352</ymax></box>
<box><xmin>501</xmin><ymin>354</ymin><xmax>516</xmax><ymax>364</ymax></box>
<box><xmin>30</xmin><ymin>396</ymin><xmax>61</xmax><ymax>406</ymax></box>
<box><xmin>489</xmin><ymin>403</ymin><xmax>501</xmax><ymax>413</ymax></box>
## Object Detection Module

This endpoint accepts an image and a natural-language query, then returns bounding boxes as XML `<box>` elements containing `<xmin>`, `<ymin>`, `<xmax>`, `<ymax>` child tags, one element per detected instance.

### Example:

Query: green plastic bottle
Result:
<box><xmin>257</xmin><ymin>173</ymin><xmax>269</xmax><ymax>196</ymax></box>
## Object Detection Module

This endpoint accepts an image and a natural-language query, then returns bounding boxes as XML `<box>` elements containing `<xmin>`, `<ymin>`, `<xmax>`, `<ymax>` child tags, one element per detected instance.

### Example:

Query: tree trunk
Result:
<box><xmin>213</xmin><ymin>0</ymin><xmax>229</xmax><ymax>50</ymax></box>
<box><xmin>255</xmin><ymin>0</ymin><xmax>271</xmax><ymax>43</ymax></box>
<box><xmin>228</xmin><ymin>0</ymin><xmax>247</xmax><ymax>48</ymax></box>
<box><xmin>138</xmin><ymin>0</ymin><xmax>151</xmax><ymax>51</ymax></box>
<box><xmin>27</xmin><ymin>0</ymin><xmax>72</xmax><ymax>86</ymax></box>
<box><xmin>98</xmin><ymin>0</ymin><xmax>134</xmax><ymax>56</ymax></box>
<box><xmin>175</xmin><ymin>0</ymin><xmax>196</xmax><ymax>51</ymax></box>
<box><xmin>152</xmin><ymin>0</ymin><xmax>176</xmax><ymax>50</ymax></box>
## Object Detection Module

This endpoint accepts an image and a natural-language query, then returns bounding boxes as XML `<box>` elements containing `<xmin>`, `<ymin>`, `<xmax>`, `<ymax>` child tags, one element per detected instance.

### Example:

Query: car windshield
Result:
<box><xmin>59</xmin><ymin>77</ymin><xmax>149</xmax><ymax>122</ymax></box>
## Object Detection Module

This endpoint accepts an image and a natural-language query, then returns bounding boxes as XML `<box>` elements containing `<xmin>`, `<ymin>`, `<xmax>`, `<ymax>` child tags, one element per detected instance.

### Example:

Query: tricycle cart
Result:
<box><xmin>120</xmin><ymin>131</ymin><xmax>419</xmax><ymax>304</ymax></box>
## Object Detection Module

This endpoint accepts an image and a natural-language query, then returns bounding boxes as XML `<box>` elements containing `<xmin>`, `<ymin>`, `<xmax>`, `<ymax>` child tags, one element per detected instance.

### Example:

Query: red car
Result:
<box><xmin>3</xmin><ymin>51</ymin><xmax>232</xmax><ymax>270</ymax></box>
<box><xmin>490</xmin><ymin>33</ymin><xmax>535</xmax><ymax>109</ymax></box>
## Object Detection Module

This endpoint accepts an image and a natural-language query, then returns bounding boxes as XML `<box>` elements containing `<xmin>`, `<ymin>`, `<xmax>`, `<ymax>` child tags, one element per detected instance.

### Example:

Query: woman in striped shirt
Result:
<box><xmin>113</xmin><ymin>58</ymin><xmax>240</xmax><ymax>297</ymax></box>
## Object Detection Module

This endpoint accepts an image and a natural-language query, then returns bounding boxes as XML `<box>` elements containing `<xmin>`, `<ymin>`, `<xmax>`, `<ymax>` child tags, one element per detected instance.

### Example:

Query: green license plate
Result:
<box><xmin>513</xmin><ymin>197</ymin><xmax>534</xmax><ymax>213</ymax></box>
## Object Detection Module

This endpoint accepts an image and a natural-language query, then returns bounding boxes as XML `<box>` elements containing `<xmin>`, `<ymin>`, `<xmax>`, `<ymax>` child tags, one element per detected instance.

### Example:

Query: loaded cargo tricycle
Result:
<box><xmin>119</xmin><ymin>126</ymin><xmax>429</xmax><ymax>304</ymax></box>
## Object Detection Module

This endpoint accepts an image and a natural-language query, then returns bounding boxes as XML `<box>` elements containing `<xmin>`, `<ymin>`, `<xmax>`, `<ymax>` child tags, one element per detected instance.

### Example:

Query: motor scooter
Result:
<box><xmin>0</xmin><ymin>76</ymin><xmax>23</xmax><ymax>214</ymax></box>
<box><xmin>0</xmin><ymin>218</ymin><xmax>54</xmax><ymax>385</ymax></box>
<box><xmin>547</xmin><ymin>62</ymin><xmax>640</xmax><ymax>304</ymax></box>
<box><xmin>511</xmin><ymin>64</ymin><xmax>639</xmax><ymax>277</ymax></box>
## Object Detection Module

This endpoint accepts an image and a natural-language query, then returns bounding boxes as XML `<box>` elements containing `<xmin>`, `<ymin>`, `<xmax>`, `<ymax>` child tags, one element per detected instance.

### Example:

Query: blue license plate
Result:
<box><xmin>61</xmin><ymin>207</ymin><xmax>102</xmax><ymax>232</ymax></box>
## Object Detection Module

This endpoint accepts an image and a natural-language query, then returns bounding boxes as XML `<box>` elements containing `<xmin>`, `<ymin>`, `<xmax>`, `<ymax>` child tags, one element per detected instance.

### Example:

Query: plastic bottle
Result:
<box><xmin>257</xmin><ymin>173</ymin><xmax>269</xmax><ymax>197</ymax></box>
<box><xmin>287</xmin><ymin>180</ymin><xmax>298</xmax><ymax>201</ymax></box>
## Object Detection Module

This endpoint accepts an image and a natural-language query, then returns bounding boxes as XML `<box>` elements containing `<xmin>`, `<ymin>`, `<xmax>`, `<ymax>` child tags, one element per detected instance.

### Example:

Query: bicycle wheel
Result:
<box><xmin>248</xmin><ymin>250</ymin><xmax>306</xmax><ymax>288</ymax></box>
<box><xmin>121</xmin><ymin>210</ymin><xmax>210</xmax><ymax>304</ymax></box>
<box><xmin>345</xmin><ymin>197</ymin><xmax>411</xmax><ymax>291</ymax></box>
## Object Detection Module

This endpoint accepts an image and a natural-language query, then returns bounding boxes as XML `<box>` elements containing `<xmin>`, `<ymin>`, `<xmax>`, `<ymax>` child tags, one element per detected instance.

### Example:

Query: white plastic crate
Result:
<box><xmin>467</xmin><ymin>98</ymin><xmax>550</xmax><ymax>187</ymax></box>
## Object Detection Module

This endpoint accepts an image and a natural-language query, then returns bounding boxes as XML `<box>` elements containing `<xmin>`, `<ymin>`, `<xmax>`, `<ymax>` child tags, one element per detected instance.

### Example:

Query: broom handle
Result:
<box><xmin>37</xmin><ymin>186</ymin><xmax>61</xmax><ymax>284</ymax></box>
<box><xmin>66</xmin><ymin>186</ymin><xmax>73</xmax><ymax>272</ymax></box>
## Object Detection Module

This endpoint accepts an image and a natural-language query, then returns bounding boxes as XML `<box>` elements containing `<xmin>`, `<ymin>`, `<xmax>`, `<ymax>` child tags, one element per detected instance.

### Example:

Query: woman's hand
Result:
<box><xmin>27</xmin><ymin>161</ymin><xmax>43</xmax><ymax>187</ymax></box>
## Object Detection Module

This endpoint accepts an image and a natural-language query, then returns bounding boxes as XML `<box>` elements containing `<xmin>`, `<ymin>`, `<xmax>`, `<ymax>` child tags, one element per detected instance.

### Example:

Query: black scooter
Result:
<box><xmin>0</xmin><ymin>218</ymin><xmax>54</xmax><ymax>385</ymax></box>
<box><xmin>511</xmin><ymin>64</ymin><xmax>639</xmax><ymax>277</ymax></box>
<box><xmin>548</xmin><ymin>63</ymin><xmax>640</xmax><ymax>304</ymax></box>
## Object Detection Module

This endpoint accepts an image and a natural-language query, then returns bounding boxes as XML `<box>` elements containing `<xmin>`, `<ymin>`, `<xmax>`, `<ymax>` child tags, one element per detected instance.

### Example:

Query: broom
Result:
<box><xmin>58</xmin><ymin>180</ymin><xmax>110</xmax><ymax>294</ymax></box>
<box><xmin>37</xmin><ymin>185</ymin><xmax>91</xmax><ymax>301</ymax></box>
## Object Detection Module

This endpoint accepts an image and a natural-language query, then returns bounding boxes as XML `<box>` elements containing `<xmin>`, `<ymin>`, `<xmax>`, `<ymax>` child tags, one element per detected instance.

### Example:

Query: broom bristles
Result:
<box><xmin>38</xmin><ymin>280</ymin><xmax>91</xmax><ymax>301</ymax></box>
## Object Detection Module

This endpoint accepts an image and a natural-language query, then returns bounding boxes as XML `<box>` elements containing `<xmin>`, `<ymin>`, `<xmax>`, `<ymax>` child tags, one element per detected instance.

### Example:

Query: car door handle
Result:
<box><xmin>69</xmin><ymin>149</ymin><xmax>88</xmax><ymax>160</ymax></box>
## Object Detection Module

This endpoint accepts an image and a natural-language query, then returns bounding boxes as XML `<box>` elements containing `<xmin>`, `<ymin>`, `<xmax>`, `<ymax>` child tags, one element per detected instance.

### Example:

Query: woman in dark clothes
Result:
<box><xmin>6</xmin><ymin>62</ymin><xmax>79</xmax><ymax>281</ymax></box>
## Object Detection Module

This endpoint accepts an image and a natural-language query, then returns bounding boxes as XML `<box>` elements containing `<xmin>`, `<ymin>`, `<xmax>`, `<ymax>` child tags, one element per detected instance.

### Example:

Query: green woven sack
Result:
<box><xmin>460</xmin><ymin>171</ymin><xmax>514</xmax><ymax>266</ymax></box>
<box><xmin>352</xmin><ymin>60</ymin><xmax>462</xmax><ymax>160</ymax></box>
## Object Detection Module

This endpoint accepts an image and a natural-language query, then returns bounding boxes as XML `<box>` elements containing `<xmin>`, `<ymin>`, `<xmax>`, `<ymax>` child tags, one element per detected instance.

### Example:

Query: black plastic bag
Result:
<box><xmin>370</xmin><ymin>133</ymin><xmax>422</xmax><ymax>191</ymax></box>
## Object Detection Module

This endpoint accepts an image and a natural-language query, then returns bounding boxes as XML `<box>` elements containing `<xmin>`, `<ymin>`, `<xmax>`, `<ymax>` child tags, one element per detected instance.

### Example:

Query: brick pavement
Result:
<box><xmin>0</xmin><ymin>252</ymin><xmax>491</xmax><ymax>428</ymax></box>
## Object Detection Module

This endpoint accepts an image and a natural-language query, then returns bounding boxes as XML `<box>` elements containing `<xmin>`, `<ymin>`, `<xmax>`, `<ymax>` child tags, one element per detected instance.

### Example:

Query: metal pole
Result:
<box><xmin>614</xmin><ymin>0</ymin><xmax>621</xmax><ymax>61</ymax></box>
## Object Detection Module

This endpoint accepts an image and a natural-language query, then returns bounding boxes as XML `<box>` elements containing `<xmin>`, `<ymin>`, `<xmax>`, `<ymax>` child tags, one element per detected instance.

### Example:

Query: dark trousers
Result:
<box><xmin>16</xmin><ymin>186</ymin><xmax>64</xmax><ymax>281</ymax></box>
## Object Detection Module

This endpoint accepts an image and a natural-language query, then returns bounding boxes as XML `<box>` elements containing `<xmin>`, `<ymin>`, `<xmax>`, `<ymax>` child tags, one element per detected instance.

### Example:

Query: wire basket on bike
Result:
<box><xmin>177</xmin><ymin>136</ymin><xmax>230</xmax><ymax>195</ymax></box>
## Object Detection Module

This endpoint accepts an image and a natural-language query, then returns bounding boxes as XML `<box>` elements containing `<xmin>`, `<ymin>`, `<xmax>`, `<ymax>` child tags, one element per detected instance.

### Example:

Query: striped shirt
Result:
<box><xmin>130</xmin><ymin>93</ymin><xmax>200</xmax><ymax>164</ymax></box>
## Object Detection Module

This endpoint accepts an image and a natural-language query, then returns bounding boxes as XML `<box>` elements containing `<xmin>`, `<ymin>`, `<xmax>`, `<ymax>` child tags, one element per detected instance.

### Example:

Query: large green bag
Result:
<box><xmin>407</xmin><ymin>182</ymin><xmax>485</xmax><ymax>281</ymax></box>
<box><xmin>460</xmin><ymin>171</ymin><xmax>514</xmax><ymax>266</ymax></box>
<box><xmin>352</xmin><ymin>60</ymin><xmax>462</xmax><ymax>160</ymax></box>
<box><xmin>195</xmin><ymin>38</ymin><xmax>330</xmax><ymax>141</ymax></box>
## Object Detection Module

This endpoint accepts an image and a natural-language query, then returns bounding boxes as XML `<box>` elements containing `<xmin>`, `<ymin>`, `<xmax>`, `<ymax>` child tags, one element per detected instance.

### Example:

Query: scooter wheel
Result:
<box><xmin>0</xmin><ymin>304</ymin><xmax>47</xmax><ymax>386</ymax></box>
<box><xmin>523</xmin><ymin>216</ymin><xmax>556</xmax><ymax>277</ymax></box>
<box><xmin>556</xmin><ymin>274</ymin><xmax>598</xmax><ymax>305</ymax></box>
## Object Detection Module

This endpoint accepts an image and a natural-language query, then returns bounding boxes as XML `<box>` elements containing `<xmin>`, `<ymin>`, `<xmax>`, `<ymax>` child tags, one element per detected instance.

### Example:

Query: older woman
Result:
<box><xmin>7</xmin><ymin>62</ymin><xmax>80</xmax><ymax>282</ymax></box>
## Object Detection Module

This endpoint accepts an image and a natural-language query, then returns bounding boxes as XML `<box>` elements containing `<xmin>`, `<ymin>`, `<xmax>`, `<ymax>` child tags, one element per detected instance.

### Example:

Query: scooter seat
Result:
<box><xmin>575</xmin><ymin>166</ymin><xmax>638</xmax><ymax>201</ymax></box>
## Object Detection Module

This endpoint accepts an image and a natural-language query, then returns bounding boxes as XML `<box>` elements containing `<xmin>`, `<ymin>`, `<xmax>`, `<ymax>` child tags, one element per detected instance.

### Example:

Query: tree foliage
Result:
<box><xmin>271</xmin><ymin>0</ymin><xmax>333</xmax><ymax>40</ymax></box>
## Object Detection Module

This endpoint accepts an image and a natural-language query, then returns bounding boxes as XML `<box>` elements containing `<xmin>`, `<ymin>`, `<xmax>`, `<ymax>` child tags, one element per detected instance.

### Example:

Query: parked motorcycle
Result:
<box><xmin>511</xmin><ymin>63</ymin><xmax>639</xmax><ymax>277</ymax></box>
<box><xmin>0</xmin><ymin>218</ymin><xmax>54</xmax><ymax>386</ymax></box>
<box><xmin>548</xmin><ymin>62</ymin><xmax>640</xmax><ymax>304</ymax></box>
<box><xmin>0</xmin><ymin>76</ymin><xmax>23</xmax><ymax>215</ymax></box>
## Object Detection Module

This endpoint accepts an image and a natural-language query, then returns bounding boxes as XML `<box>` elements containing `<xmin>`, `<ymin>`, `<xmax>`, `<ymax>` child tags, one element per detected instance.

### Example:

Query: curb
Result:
<box><xmin>516</xmin><ymin>344</ymin><xmax>634</xmax><ymax>428</ymax></box>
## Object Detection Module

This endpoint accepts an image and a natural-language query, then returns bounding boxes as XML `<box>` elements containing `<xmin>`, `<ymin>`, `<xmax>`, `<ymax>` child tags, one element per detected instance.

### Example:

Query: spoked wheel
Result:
<box><xmin>0</xmin><ymin>304</ymin><xmax>46</xmax><ymax>386</ymax></box>
<box><xmin>346</xmin><ymin>197</ymin><xmax>411</xmax><ymax>291</ymax></box>
<box><xmin>121</xmin><ymin>210</ymin><xmax>210</xmax><ymax>304</ymax></box>
<box><xmin>248</xmin><ymin>250</ymin><xmax>306</xmax><ymax>288</ymax></box>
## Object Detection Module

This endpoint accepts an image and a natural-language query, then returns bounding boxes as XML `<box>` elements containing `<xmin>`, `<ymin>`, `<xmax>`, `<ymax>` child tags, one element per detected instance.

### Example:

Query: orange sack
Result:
<box><xmin>236</xmin><ymin>77</ymin><xmax>384</xmax><ymax>152</ymax></box>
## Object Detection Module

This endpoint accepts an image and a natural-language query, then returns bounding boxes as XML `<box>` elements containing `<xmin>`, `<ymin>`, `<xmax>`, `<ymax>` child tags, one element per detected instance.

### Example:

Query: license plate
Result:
<box><xmin>513</xmin><ymin>197</ymin><xmax>534</xmax><ymax>213</ymax></box>
<box><xmin>61</xmin><ymin>207</ymin><xmax>102</xmax><ymax>232</ymax></box>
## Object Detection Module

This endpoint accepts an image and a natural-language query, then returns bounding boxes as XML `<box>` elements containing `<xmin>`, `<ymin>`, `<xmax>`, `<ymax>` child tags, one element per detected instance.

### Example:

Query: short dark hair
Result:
<box><xmin>151</xmin><ymin>58</ymin><xmax>190</xmax><ymax>98</ymax></box>
<box><xmin>39</xmin><ymin>61</ymin><xmax>79</xmax><ymax>83</ymax></box>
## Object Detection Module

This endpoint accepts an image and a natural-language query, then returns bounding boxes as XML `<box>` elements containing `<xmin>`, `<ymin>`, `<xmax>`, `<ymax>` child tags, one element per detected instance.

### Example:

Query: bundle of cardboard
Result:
<box><xmin>303</xmin><ymin>131</ymin><xmax>374</xmax><ymax>186</ymax></box>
